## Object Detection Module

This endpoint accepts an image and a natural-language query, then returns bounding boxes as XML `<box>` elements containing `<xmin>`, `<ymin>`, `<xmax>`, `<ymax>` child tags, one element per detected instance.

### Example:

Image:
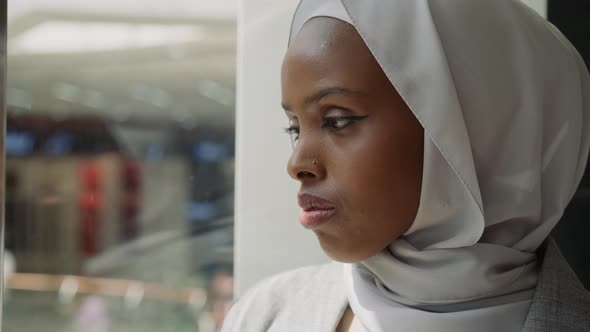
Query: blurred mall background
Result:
<box><xmin>4</xmin><ymin>0</ymin><xmax>236</xmax><ymax>331</ymax></box>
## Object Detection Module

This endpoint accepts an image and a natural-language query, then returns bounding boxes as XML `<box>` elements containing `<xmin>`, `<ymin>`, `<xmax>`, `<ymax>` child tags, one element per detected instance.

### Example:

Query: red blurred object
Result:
<box><xmin>80</xmin><ymin>162</ymin><xmax>102</xmax><ymax>191</ymax></box>
<box><xmin>79</xmin><ymin>161</ymin><xmax>103</xmax><ymax>256</ymax></box>
<box><xmin>120</xmin><ymin>159</ymin><xmax>141</xmax><ymax>240</ymax></box>
<box><xmin>79</xmin><ymin>192</ymin><xmax>103</xmax><ymax>210</ymax></box>
<box><xmin>122</xmin><ymin>160</ymin><xmax>141</xmax><ymax>190</ymax></box>
<box><xmin>80</xmin><ymin>214</ymin><xmax>99</xmax><ymax>255</ymax></box>
<box><xmin>123</xmin><ymin>192</ymin><xmax>139</xmax><ymax>210</ymax></box>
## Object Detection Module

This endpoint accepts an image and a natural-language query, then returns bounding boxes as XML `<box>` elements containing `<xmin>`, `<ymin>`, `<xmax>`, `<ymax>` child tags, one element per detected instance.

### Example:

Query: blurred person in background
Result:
<box><xmin>198</xmin><ymin>264</ymin><xmax>234</xmax><ymax>331</ymax></box>
<box><xmin>222</xmin><ymin>0</ymin><xmax>590</xmax><ymax>331</ymax></box>
<box><xmin>72</xmin><ymin>296</ymin><xmax>111</xmax><ymax>332</ymax></box>
<box><xmin>209</xmin><ymin>267</ymin><xmax>234</xmax><ymax>331</ymax></box>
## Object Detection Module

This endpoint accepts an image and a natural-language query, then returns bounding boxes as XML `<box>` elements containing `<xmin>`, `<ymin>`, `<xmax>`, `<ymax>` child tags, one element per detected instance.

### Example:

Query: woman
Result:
<box><xmin>223</xmin><ymin>0</ymin><xmax>590</xmax><ymax>331</ymax></box>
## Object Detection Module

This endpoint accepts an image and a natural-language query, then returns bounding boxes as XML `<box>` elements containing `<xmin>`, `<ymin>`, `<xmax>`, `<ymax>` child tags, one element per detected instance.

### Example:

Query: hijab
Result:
<box><xmin>289</xmin><ymin>0</ymin><xmax>590</xmax><ymax>331</ymax></box>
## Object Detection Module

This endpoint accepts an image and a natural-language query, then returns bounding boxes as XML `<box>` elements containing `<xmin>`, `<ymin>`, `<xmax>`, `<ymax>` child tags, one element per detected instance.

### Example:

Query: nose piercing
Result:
<box><xmin>312</xmin><ymin>160</ymin><xmax>318</xmax><ymax>165</ymax></box>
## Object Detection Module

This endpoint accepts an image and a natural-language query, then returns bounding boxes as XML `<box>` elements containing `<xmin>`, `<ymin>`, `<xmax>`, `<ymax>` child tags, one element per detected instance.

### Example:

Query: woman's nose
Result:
<box><xmin>287</xmin><ymin>137</ymin><xmax>323</xmax><ymax>182</ymax></box>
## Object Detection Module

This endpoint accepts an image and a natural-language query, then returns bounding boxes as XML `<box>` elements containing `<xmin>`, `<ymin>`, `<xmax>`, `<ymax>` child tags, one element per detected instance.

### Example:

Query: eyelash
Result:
<box><xmin>283</xmin><ymin>115</ymin><xmax>368</xmax><ymax>142</ymax></box>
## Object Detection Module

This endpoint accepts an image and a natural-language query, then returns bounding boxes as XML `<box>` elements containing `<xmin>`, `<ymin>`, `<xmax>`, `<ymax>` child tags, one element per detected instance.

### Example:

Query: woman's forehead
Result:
<box><xmin>282</xmin><ymin>18</ymin><xmax>381</xmax><ymax>87</ymax></box>
<box><xmin>287</xmin><ymin>17</ymin><xmax>357</xmax><ymax>57</ymax></box>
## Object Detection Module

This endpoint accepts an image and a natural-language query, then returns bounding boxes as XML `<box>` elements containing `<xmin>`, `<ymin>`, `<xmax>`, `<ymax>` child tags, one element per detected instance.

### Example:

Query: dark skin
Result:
<box><xmin>281</xmin><ymin>17</ymin><xmax>424</xmax><ymax>263</ymax></box>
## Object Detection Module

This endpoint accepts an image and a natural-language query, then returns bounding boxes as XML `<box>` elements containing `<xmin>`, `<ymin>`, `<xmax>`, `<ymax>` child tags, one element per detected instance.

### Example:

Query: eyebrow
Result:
<box><xmin>281</xmin><ymin>86</ymin><xmax>365</xmax><ymax>111</ymax></box>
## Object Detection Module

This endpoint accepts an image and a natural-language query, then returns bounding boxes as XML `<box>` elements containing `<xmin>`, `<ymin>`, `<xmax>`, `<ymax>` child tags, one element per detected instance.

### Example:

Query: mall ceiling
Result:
<box><xmin>6</xmin><ymin>0</ymin><xmax>237</xmax><ymax>127</ymax></box>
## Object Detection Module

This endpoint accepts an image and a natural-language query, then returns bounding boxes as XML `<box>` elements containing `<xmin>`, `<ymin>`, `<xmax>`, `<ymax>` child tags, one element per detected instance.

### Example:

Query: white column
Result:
<box><xmin>235</xmin><ymin>0</ymin><xmax>328</xmax><ymax>294</ymax></box>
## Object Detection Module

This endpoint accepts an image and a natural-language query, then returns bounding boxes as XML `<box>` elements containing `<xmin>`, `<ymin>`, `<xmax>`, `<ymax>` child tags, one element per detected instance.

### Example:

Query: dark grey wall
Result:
<box><xmin>548</xmin><ymin>0</ymin><xmax>590</xmax><ymax>290</ymax></box>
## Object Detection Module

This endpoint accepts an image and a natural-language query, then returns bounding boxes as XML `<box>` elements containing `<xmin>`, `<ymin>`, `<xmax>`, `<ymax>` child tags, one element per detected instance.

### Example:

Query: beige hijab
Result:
<box><xmin>289</xmin><ymin>0</ymin><xmax>590</xmax><ymax>331</ymax></box>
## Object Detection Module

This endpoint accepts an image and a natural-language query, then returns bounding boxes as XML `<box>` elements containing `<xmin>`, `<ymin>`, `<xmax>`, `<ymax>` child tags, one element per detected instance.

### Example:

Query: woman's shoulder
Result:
<box><xmin>221</xmin><ymin>262</ymin><xmax>347</xmax><ymax>332</ymax></box>
<box><xmin>234</xmin><ymin>262</ymin><xmax>342</xmax><ymax>308</ymax></box>
<box><xmin>523</xmin><ymin>238</ymin><xmax>590</xmax><ymax>331</ymax></box>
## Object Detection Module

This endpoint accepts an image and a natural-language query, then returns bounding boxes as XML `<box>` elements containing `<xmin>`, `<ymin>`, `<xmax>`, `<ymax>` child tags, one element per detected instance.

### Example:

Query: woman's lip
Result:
<box><xmin>297</xmin><ymin>193</ymin><xmax>335</xmax><ymax>210</ymax></box>
<box><xmin>297</xmin><ymin>193</ymin><xmax>336</xmax><ymax>229</ymax></box>
<box><xmin>299</xmin><ymin>208</ymin><xmax>336</xmax><ymax>229</ymax></box>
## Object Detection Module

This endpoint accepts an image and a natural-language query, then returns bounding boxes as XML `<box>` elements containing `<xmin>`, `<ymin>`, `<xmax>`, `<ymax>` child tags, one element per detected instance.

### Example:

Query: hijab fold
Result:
<box><xmin>290</xmin><ymin>0</ymin><xmax>590</xmax><ymax>330</ymax></box>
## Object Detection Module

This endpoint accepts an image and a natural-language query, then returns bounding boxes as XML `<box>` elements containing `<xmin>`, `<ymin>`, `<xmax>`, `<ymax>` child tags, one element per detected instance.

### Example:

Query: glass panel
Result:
<box><xmin>4</xmin><ymin>1</ymin><xmax>236</xmax><ymax>331</ymax></box>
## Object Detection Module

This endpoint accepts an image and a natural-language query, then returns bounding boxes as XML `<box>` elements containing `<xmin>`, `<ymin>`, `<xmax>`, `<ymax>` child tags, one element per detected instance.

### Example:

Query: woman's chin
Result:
<box><xmin>317</xmin><ymin>237</ymin><xmax>380</xmax><ymax>263</ymax></box>
<box><xmin>315</xmin><ymin>231</ymin><xmax>401</xmax><ymax>263</ymax></box>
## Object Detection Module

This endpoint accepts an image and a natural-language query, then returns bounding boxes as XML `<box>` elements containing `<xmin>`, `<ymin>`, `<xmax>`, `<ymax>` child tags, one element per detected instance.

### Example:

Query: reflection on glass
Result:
<box><xmin>5</xmin><ymin>1</ymin><xmax>236</xmax><ymax>331</ymax></box>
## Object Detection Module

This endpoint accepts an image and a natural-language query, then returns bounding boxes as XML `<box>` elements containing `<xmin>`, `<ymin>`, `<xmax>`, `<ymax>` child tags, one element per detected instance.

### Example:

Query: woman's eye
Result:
<box><xmin>283</xmin><ymin>116</ymin><xmax>367</xmax><ymax>146</ymax></box>
<box><xmin>284</xmin><ymin>126</ymin><xmax>300</xmax><ymax>144</ymax></box>
<box><xmin>322</xmin><ymin>116</ymin><xmax>368</xmax><ymax>131</ymax></box>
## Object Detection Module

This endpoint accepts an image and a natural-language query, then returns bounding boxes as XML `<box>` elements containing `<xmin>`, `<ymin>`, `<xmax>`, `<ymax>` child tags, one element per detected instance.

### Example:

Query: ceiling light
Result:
<box><xmin>10</xmin><ymin>21</ymin><xmax>204</xmax><ymax>54</ymax></box>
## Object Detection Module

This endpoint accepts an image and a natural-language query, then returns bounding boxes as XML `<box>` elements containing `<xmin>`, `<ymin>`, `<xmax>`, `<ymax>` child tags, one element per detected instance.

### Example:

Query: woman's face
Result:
<box><xmin>281</xmin><ymin>17</ymin><xmax>424</xmax><ymax>263</ymax></box>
